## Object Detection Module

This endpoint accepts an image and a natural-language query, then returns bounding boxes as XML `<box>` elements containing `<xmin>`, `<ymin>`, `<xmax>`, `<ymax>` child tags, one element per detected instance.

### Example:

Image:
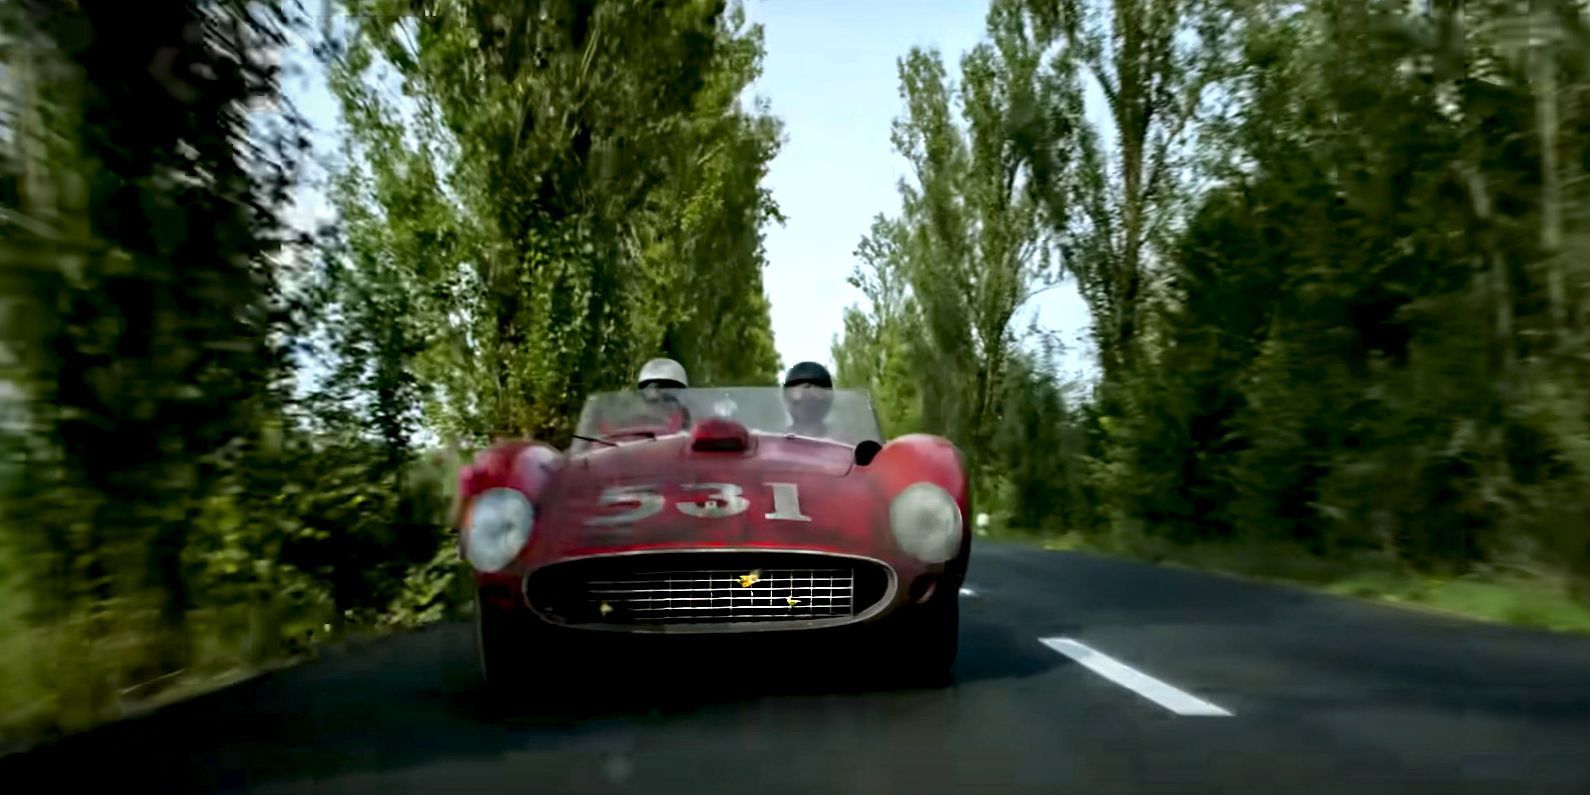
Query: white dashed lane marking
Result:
<box><xmin>1039</xmin><ymin>637</ymin><xmax>1234</xmax><ymax>717</ymax></box>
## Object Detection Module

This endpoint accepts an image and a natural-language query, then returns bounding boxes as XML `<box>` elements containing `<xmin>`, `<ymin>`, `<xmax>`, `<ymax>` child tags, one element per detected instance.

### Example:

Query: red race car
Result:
<box><xmin>455</xmin><ymin>386</ymin><xmax>971</xmax><ymax>690</ymax></box>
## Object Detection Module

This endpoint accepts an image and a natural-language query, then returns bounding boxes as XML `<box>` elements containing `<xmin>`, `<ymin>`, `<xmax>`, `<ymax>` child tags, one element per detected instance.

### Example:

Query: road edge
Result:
<box><xmin>0</xmin><ymin>621</ymin><xmax>444</xmax><ymax>760</ymax></box>
<box><xmin>994</xmin><ymin>535</ymin><xmax>1590</xmax><ymax>637</ymax></box>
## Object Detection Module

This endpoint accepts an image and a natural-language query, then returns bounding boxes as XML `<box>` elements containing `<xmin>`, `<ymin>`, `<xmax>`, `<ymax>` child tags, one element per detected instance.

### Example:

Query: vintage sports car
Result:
<box><xmin>454</xmin><ymin>385</ymin><xmax>971</xmax><ymax>688</ymax></box>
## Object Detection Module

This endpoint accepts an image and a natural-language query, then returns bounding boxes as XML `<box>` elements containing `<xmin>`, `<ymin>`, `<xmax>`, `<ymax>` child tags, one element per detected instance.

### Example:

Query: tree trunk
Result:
<box><xmin>1530</xmin><ymin>0</ymin><xmax>1568</xmax><ymax>339</ymax></box>
<box><xmin>1115</xmin><ymin>263</ymin><xmax>1142</xmax><ymax>377</ymax></box>
<box><xmin>14</xmin><ymin>32</ymin><xmax>57</xmax><ymax>224</ymax></box>
<box><xmin>247</xmin><ymin>590</ymin><xmax>283</xmax><ymax>664</ymax></box>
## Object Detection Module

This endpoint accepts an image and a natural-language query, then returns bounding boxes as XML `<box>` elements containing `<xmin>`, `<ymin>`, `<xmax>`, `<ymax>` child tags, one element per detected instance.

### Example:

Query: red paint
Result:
<box><xmin>457</xmin><ymin>428</ymin><xmax>970</xmax><ymax>617</ymax></box>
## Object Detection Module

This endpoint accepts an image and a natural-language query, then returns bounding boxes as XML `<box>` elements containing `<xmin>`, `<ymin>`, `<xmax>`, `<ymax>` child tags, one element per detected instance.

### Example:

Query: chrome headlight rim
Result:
<box><xmin>888</xmin><ymin>481</ymin><xmax>963</xmax><ymax>564</ymax></box>
<box><xmin>464</xmin><ymin>487</ymin><xmax>535</xmax><ymax>573</ymax></box>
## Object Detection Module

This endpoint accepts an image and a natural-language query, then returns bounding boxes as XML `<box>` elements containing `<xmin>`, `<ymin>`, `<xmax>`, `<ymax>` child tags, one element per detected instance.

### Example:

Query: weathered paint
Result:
<box><xmin>457</xmin><ymin>421</ymin><xmax>971</xmax><ymax>619</ymax></box>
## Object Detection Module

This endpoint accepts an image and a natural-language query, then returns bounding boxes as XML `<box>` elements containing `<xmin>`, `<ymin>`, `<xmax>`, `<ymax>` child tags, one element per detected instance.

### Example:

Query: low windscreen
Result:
<box><xmin>571</xmin><ymin>387</ymin><xmax>883</xmax><ymax>451</ymax></box>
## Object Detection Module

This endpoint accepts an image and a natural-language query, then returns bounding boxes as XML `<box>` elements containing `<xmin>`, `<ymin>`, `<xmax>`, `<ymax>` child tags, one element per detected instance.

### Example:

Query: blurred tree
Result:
<box><xmin>0</xmin><ymin>0</ymin><xmax>310</xmax><ymax>726</ymax></box>
<box><xmin>1096</xmin><ymin>0</ymin><xmax>1590</xmax><ymax>580</ymax></box>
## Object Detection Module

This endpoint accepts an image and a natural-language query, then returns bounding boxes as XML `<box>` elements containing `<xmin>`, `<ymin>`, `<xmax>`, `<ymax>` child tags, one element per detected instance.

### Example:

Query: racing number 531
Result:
<box><xmin>584</xmin><ymin>482</ymin><xmax>811</xmax><ymax>526</ymax></box>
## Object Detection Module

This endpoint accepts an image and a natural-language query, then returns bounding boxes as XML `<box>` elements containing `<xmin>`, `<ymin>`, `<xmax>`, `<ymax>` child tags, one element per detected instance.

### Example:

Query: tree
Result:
<box><xmin>0</xmin><ymin>0</ymin><xmax>310</xmax><ymax>727</ymax></box>
<box><xmin>1024</xmin><ymin>0</ymin><xmax>1229</xmax><ymax>383</ymax></box>
<box><xmin>832</xmin><ymin>216</ymin><xmax>924</xmax><ymax>437</ymax></box>
<box><xmin>322</xmin><ymin>0</ymin><xmax>785</xmax><ymax>446</ymax></box>
<box><xmin>1092</xmin><ymin>0</ymin><xmax>1590</xmax><ymax>583</ymax></box>
<box><xmin>632</xmin><ymin>3</ymin><xmax>785</xmax><ymax>386</ymax></box>
<box><xmin>841</xmin><ymin>0</ymin><xmax>1066</xmax><ymax>473</ymax></box>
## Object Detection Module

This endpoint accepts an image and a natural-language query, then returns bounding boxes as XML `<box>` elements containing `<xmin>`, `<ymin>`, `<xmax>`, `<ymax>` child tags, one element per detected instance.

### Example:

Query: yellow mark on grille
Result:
<box><xmin>599</xmin><ymin>602</ymin><xmax>614</xmax><ymax>616</ymax></box>
<box><xmin>786</xmin><ymin>596</ymin><xmax>800</xmax><ymax>607</ymax></box>
<box><xmin>738</xmin><ymin>569</ymin><xmax>762</xmax><ymax>588</ymax></box>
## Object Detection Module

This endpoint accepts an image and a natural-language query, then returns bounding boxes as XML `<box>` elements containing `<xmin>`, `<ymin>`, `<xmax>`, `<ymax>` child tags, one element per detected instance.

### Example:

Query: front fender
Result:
<box><xmin>869</xmin><ymin>433</ymin><xmax>968</xmax><ymax>502</ymax></box>
<box><xmin>455</xmin><ymin>440</ymin><xmax>564</xmax><ymax>592</ymax></box>
<box><xmin>866</xmin><ymin>433</ymin><xmax>972</xmax><ymax>570</ymax></box>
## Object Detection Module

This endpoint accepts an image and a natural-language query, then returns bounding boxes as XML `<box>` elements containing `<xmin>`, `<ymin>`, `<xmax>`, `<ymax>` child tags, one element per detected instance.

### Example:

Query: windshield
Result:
<box><xmin>570</xmin><ymin>387</ymin><xmax>882</xmax><ymax>451</ymax></box>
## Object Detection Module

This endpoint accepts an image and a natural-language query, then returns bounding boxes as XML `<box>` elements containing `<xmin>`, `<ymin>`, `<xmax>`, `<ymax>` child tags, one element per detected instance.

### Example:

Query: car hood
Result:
<box><xmin>567</xmin><ymin>431</ymin><xmax>857</xmax><ymax>479</ymax></box>
<box><xmin>525</xmin><ymin>432</ymin><xmax>895</xmax><ymax>563</ymax></box>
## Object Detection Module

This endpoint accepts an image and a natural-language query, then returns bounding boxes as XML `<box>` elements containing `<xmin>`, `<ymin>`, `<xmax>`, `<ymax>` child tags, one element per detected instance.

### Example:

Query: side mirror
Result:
<box><xmin>854</xmin><ymin>439</ymin><xmax>882</xmax><ymax>467</ymax></box>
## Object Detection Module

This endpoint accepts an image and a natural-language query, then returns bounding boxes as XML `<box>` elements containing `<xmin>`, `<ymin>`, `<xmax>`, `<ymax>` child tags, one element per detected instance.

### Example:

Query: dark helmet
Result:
<box><xmin>782</xmin><ymin>361</ymin><xmax>833</xmax><ymax>389</ymax></box>
<box><xmin>782</xmin><ymin>361</ymin><xmax>834</xmax><ymax>428</ymax></box>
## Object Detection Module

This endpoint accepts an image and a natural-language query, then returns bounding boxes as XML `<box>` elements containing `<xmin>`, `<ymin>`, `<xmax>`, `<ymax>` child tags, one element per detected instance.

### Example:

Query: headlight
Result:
<box><xmin>888</xmin><ymin>482</ymin><xmax>963</xmax><ymax>563</ymax></box>
<box><xmin>464</xmin><ymin>488</ymin><xmax>534</xmax><ymax>572</ymax></box>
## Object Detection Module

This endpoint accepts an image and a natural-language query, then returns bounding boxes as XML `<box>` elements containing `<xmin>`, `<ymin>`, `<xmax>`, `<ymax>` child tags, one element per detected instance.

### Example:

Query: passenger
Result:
<box><xmin>781</xmin><ymin>361</ymin><xmax>834</xmax><ymax>438</ymax></box>
<box><xmin>634</xmin><ymin>357</ymin><xmax>691</xmax><ymax>432</ymax></box>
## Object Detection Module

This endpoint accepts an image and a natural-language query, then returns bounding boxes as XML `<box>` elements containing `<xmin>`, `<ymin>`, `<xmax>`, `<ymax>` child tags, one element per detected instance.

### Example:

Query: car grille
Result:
<box><xmin>525</xmin><ymin>551</ymin><xmax>894</xmax><ymax>631</ymax></box>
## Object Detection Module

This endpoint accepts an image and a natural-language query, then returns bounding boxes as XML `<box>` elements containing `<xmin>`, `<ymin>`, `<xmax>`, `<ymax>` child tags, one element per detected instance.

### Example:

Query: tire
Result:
<box><xmin>474</xmin><ymin>593</ymin><xmax>533</xmax><ymax>694</ymax></box>
<box><xmin>887</xmin><ymin>590</ymin><xmax>959</xmax><ymax>686</ymax></box>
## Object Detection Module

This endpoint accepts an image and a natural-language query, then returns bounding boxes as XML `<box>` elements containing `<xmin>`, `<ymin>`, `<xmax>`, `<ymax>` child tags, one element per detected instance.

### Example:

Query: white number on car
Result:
<box><xmin>676</xmin><ymin>482</ymin><xmax>750</xmax><ymax>518</ymax></box>
<box><xmin>763</xmin><ymin>482</ymin><xmax>812</xmax><ymax>522</ymax></box>
<box><xmin>584</xmin><ymin>484</ymin><xmax>667</xmax><ymax>526</ymax></box>
<box><xmin>585</xmin><ymin>483</ymin><xmax>809</xmax><ymax>526</ymax></box>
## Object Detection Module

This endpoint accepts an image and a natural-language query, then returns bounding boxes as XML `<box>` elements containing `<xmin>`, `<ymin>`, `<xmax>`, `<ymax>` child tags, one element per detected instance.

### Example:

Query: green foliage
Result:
<box><xmin>832</xmin><ymin>217</ymin><xmax>925</xmax><ymax>437</ymax></box>
<box><xmin>845</xmin><ymin>0</ymin><xmax>1590</xmax><ymax>608</ymax></box>
<box><xmin>321</xmin><ymin>0</ymin><xmax>785</xmax><ymax>445</ymax></box>
<box><xmin>378</xmin><ymin>534</ymin><xmax>472</xmax><ymax>631</ymax></box>
<box><xmin>10</xmin><ymin>0</ymin><xmax>1590</xmax><ymax>749</ymax></box>
<box><xmin>834</xmin><ymin>0</ymin><xmax>1066</xmax><ymax>492</ymax></box>
<box><xmin>294</xmin><ymin>0</ymin><xmax>791</xmax><ymax>674</ymax></box>
<box><xmin>1096</xmin><ymin>0</ymin><xmax>1590</xmax><ymax>590</ymax></box>
<box><xmin>0</xmin><ymin>0</ymin><xmax>787</xmax><ymax>747</ymax></box>
<box><xmin>992</xmin><ymin>348</ymin><xmax>1095</xmax><ymax>534</ymax></box>
<box><xmin>0</xmin><ymin>0</ymin><xmax>355</xmax><ymax>739</ymax></box>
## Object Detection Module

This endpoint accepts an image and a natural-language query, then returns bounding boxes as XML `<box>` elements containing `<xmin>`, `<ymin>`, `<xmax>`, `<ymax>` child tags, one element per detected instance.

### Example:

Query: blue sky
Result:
<box><xmin>281</xmin><ymin>0</ymin><xmax>1096</xmax><ymax>385</ymax></box>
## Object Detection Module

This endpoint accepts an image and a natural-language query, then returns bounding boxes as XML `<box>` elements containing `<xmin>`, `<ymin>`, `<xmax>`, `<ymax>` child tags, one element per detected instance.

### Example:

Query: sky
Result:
<box><xmin>280</xmin><ymin>0</ymin><xmax>1097</xmax><ymax>386</ymax></box>
<box><xmin>742</xmin><ymin>0</ymin><xmax>1093</xmax><ymax>380</ymax></box>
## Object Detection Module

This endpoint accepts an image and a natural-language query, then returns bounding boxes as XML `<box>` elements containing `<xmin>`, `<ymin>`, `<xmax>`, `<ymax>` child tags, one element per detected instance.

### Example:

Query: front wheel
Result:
<box><xmin>475</xmin><ymin>593</ymin><xmax>534</xmax><ymax>694</ymax></box>
<box><xmin>884</xmin><ymin>591</ymin><xmax>959</xmax><ymax>686</ymax></box>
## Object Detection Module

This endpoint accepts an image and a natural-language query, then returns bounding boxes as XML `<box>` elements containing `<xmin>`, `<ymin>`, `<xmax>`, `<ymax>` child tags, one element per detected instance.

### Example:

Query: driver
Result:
<box><xmin>635</xmin><ymin>357</ymin><xmax>691</xmax><ymax>431</ymax></box>
<box><xmin>782</xmin><ymin>361</ymin><xmax>834</xmax><ymax>438</ymax></box>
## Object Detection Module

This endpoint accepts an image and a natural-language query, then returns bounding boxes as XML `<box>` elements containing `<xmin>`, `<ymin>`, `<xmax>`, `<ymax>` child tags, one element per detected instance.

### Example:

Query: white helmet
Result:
<box><xmin>637</xmin><ymin>358</ymin><xmax>688</xmax><ymax>389</ymax></box>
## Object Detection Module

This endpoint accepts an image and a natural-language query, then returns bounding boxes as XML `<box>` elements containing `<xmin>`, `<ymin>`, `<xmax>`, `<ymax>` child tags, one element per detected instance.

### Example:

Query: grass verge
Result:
<box><xmin>0</xmin><ymin>603</ymin><xmax>331</xmax><ymax>755</ymax></box>
<box><xmin>1</xmin><ymin>543</ymin><xmax>471</xmax><ymax>755</ymax></box>
<box><xmin>1006</xmin><ymin>530</ymin><xmax>1590</xmax><ymax>635</ymax></box>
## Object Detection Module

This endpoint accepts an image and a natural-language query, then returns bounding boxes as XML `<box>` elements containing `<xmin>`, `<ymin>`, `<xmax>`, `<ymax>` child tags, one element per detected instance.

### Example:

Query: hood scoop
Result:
<box><xmin>688</xmin><ymin>417</ymin><xmax>753</xmax><ymax>454</ymax></box>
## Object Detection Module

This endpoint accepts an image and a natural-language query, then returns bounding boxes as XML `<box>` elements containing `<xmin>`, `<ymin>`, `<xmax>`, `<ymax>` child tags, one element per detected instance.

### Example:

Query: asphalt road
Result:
<box><xmin>7</xmin><ymin>543</ymin><xmax>1590</xmax><ymax>794</ymax></box>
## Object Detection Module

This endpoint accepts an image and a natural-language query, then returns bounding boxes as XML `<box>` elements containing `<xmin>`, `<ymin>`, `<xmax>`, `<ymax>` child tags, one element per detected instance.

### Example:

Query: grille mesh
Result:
<box><xmin>584</xmin><ymin>567</ymin><xmax>854</xmax><ymax>622</ymax></box>
<box><xmin>526</xmin><ymin>552</ymin><xmax>891</xmax><ymax>629</ymax></box>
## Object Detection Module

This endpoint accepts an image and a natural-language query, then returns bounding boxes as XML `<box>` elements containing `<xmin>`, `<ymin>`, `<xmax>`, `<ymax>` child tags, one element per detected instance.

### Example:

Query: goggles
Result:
<box><xmin>640</xmin><ymin>381</ymin><xmax>684</xmax><ymax>401</ymax></box>
<box><xmin>783</xmin><ymin>382</ymin><xmax>833</xmax><ymax>402</ymax></box>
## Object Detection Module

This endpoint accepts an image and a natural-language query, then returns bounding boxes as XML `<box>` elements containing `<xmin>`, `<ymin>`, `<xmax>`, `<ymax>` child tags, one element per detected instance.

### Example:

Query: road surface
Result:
<box><xmin>6</xmin><ymin>543</ymin><xmax>1590</xmax><ymax>794</ymax></box>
